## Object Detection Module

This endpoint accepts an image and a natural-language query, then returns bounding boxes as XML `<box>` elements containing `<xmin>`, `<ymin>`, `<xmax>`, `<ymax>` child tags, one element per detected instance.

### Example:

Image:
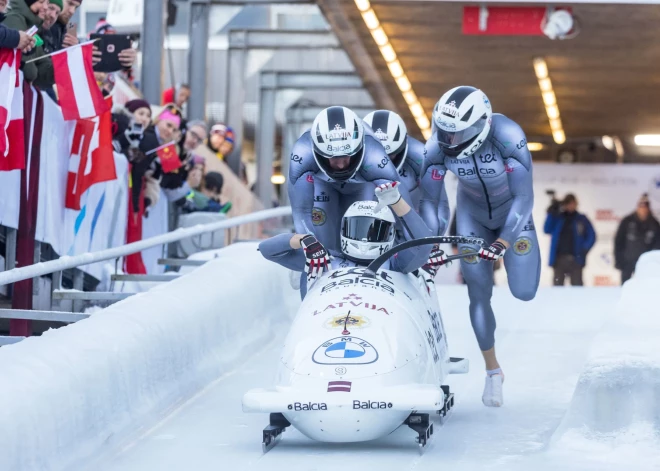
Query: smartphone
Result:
<box><xmin>67</xmin><ymin>22</ymin><xmax>77</xmax><ymax>37</ymax></box>
<box><xmin>130</xmin><ymin>122</ymin><xmax>144</xmax><ymax>134</ymax></box>
<box><xmin>90</xmin><ymin>33</ymin><xmax>131</xmax><ymax>73</ymax></box>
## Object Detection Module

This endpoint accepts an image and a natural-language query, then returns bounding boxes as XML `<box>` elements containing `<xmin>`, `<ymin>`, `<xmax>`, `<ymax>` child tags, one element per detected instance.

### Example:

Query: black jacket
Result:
<box><xmin>614</xmin><ymin>213</ymin><xmax>660</xmax><ymax>269</ymax></box>
<box><xmin>0</xmin><ymin>13</ymin><xmax>20</xmax><ymax>49</ymax></box>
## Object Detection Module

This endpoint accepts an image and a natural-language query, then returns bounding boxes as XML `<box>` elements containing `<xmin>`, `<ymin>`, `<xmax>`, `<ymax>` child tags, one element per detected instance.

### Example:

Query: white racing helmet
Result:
<box><xmin>431</xmin><ymin>86</ymin><xmax>492</xmax><ymax>158</ymax></box>
<box><xmin>311</xmin><ymin>106</ymin><xmax>365</xmax><ymax>181</ymax></box>
<box><xmin>363</xmin><ymin>110</ymin><xmax>408</xmax><ymax>171</ymax></box>
<box><xmin>341</xmin><ymin>201</ymin><xmax>395</xmax><ymax>263</ymax></box>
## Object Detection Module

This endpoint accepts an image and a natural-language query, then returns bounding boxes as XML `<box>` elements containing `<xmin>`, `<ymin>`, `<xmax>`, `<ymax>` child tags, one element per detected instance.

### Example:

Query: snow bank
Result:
<box><xmin>0</xmin><ymin>243</ymin><xmax>299</xmax><ymax>471</ymax></box>
<box><xmin>551</xmin><ymin>250</ymin><xmax>660</xmax><ymax>453</ymax></box>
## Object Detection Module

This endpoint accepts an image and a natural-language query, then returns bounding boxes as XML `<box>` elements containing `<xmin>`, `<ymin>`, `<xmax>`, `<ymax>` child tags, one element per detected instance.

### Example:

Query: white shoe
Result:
<box><xmin>482</xmin><ymin>373</ymin><xmax>504</xmax><ymax>407</ymax></box>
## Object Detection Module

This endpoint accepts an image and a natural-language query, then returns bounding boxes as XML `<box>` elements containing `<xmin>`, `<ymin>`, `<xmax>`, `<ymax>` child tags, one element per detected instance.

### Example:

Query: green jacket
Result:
<box><xmin>2</xmin><ymin>0</ymin><xmax>55</xmax><ymax>87</ymax></box>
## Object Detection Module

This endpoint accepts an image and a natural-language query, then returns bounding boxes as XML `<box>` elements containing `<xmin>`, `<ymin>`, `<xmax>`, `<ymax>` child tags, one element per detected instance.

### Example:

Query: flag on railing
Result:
<box><xmin>52</xmin><ymin>41</ymin><xmax>108</xmax><ymax>121</ymax></box>
<box><xmin>148</xmin><ymin>141</ymin><xmax>181</xmax><ymax>173</ymax></box>
<box><xmin>0</xmin><ymin>49</ymin><xmax>24</xmax><ymax>171</ymax></box>
<box><xmin>65</xmin><ymin>96</ymin><xmax>117</xmax><ymax>210</ymax></box>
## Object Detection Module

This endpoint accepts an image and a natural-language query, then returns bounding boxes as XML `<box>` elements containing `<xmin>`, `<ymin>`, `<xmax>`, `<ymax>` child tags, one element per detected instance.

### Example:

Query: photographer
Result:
<box><xmin>543</xmin><ymin>193</ymin><xmax>596</xmax><ymax>286</ymax></box>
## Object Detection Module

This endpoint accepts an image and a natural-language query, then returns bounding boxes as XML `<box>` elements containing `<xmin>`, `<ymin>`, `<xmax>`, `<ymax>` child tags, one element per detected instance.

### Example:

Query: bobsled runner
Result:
<box><xmin>243</xmin><ymin>237</ymin><xmax>474</xmax><ymax>452</ymax></box>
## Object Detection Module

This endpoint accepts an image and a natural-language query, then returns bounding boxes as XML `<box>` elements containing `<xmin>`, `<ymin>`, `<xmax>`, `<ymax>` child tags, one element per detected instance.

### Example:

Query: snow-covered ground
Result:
<box><xmin>87</xmin><ymin>284</ymin><xmax>659</xmax><ymax>471</ymax></box>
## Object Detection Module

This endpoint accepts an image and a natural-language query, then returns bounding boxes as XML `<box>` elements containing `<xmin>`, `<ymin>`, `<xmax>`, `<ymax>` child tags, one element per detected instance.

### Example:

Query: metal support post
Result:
<box><xmin>140</xmin><ymin>0</ymin><xmax>166</xmax><ymax>105</ymax></box>
<box><xmin>32</xmin><ymin>241</ymin><xmax>41</xmax><ymax>297</ymax></box>
<box><xmin>187</xmin><ymin>0</ymin><xmax>210</xmax><ymax>121</ymax></box>
<box><xmin>255</xmin><ymin>74</ymin><xmax>277</xmax><ymax>206</ymax></box>
<box><xmin>72</xmin><ymin>269</ymin><xmax>84</xmax><ymax>313</ymax></box>
<box><xmin>5</xmin><ymin>227</ymin><xmax>16</xmax><ymax>271</ymax></box>
<box><xmin>224</xmin><ymin>31</ymin><xmax>248</xmax><ymax>175</ymax></box>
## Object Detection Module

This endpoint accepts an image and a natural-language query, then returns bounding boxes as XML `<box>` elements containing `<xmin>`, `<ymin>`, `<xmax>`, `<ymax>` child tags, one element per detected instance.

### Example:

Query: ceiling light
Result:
<box><xmin>354</xmin><ymin>0</ymin><xmax>371</xmax><ymax>12</ymax></box>
<box><xmin>553</xmin><ymin>129</ymin><xmax>566</xmax><ymax>145</ymax></box>
<box><xmin>370</xmin><ymin>27</ymin><xmax>388</xmax><ymax>47</ymax></box>
<box><xmin>379</xmin><ymin>43</ymin><xmax>396</xmax><ymax>62</ymax></box>
<box><xmin>533</xmin><ymin>57</ymin><xmax>548</xmax><ymax>79</ymax></box>
<box><xmin>395</xmin><ymin>75</ymin><xmax>411</xmax><ymax>92</ymax></box>
<box><xmin>542</xmin><ymin>91</ymin><xmax>556</xmax><ymax>107</ymax></box>
<box><xmin>527</xmin><ymin>142</ymin><xmax>544</xmax><ymax>151</ymax></box>
<box><xmin>546</xmin><ymin>104</ymin><xmax>560</xmax><ymax>120</ymax></box>
<box><xmin>271</xmin><ymin>173</ymin><xmax>286</xmax><ymax>185</ymax></box>
<box><xmin>539</xmin><ymin>77</ymin><xmax>552</xmax><ymax>92</ymax></box>
<box><xmin>402</xmin><ymin>90</ymin><xmax>417</xmax><ymax>105</ymax></box>
<box><xmin>549</xmin><ymin>118</ymin><xmax>562</xmax><ymax>131</ymax></box>
<box><xmin>634</xmin><ymin>134</ymin><xmax>660</xmax><ymax>146</ymax></box>
<box><xmin>356</xmin><ymin>2</ymin><xmax>431</xmax><ymax>139</ymax></box>
<box><xmin>387</xmin><ymin>60</ymin><xmax>404</xmax><ymax>78</ymax></box>
<box><xmin>410</xmin><ymin>101</ymin><xmax>425</xmax><ymax>118</ymax></box>
<box><xmin>361</xmin><ymin>9</ymin><xmax>379</xmax><ymax>30</ymax></box>
<box><xmin>601</xmin><ymin>135</ymin><xmax>614</xmax><ymax>151</ymax></box>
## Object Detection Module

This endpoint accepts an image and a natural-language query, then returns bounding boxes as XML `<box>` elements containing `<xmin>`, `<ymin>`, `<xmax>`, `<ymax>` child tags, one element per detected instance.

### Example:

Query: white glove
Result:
<box><xmin>374</xmin><ymin>181</ymin><xmax>402</xmax><ymax>213</ymax></box>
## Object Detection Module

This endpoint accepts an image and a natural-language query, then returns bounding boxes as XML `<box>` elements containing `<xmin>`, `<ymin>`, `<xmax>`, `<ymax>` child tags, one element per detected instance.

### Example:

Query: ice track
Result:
<box><xmin>89</xmin><ymin>285</ymin><xmax>649</xmax><ymax>471</ymax></box>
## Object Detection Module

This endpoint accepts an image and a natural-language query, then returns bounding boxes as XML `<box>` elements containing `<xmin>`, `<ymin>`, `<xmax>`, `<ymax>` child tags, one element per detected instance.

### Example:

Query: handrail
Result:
<box><xmin>0</xmin><ymin>206</ymin><xmax>292</xmax><ymax>286</ymax></box>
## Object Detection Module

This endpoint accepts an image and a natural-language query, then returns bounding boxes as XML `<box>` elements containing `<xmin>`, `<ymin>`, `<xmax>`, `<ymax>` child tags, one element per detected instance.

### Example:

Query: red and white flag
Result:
<box><xmin>65</xmin><ymin>96</ymin><xmax>117</xmax><ymax>210</ymax></box>
<box><xmin>0</xmin><ymin>48</ymin><xmax>25</xmax><ymax>171</ymax></box>
<box><xmin>52</xmin><ymin>41</ymin><xmax>108</xmax><ymax>121</ymax></box>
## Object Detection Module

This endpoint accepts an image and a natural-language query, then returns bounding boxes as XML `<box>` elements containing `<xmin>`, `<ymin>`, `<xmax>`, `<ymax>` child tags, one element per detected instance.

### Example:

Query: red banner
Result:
<box><xmin>463</xmin><ymin>6</ymin><xmax>549</xmax><ymax>35</ymax></box>
<box><xmin>65</xmin><ymin>96</ymin><xmax>117</xmax><ymax>210</ymax></box>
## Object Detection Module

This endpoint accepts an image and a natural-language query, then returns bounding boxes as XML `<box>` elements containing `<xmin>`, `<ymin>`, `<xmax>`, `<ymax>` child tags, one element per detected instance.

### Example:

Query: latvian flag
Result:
<box><xmin>51</xmin><ymin>41</ymin><xmax>109</xmax><ymax>121</ymax></box>
<box><xmin>327</xmin><ymin>381</ymin><xmax>351</xmax><ymax>393</ymax></box>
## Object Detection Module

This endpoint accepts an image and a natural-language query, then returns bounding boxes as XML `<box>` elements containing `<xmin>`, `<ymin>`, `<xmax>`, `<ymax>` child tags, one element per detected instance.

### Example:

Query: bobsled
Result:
<box><xmin>242</xmin><ymin>240</ymin><xmax>470</xmax><ymax>452</ymax></box>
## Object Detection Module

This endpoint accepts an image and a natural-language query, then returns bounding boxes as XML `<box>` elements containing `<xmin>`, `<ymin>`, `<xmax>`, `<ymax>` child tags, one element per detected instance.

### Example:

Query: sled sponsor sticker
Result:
<box><xmin>324</xmin><ymin>313</ymin><xmax>371</xmax><ymax>335</ymax></box>
<box><xmin>312</xmin><ymin>336</ymin><xmax>379</xmax><ymax>365</ymax></box>
<box><xmin>327</xmin><ymin>380</ymin><xmax>351</xmax><ymax>392</ymax></box>
<box><xmin>513</xmin><ymin>236</ymin><xmax>532</xmax><ymax>255</ymax></box>
<box><xmin>353</xmin><ymin>400</ymin><xmax>392</xmax><ymax>410</ymax></box>
<box><xmin>319</xmin><ymin>268</ymin><xmax>396</xmax><ymax>296</ymax></box>
<box><xmin>288</xmin><ymin>402</ymin><xmax>327</xmax><ymax>411</ymax></box>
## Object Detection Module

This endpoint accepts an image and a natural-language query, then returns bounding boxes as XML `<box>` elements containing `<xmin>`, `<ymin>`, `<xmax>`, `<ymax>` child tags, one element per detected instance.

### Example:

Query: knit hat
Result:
<box><xmin>94</xmin><ymin>17</ymin><xmax>115</xmax><ymax>35</ymax></box>
<box><xmin>639</xmin><ymin>193</ymin><xmax>650</xmax><ymax>208</ymax></box>
<box><xmin>224</xmin><ymin>127</ymin><xmax>235</xmax><ymax>144</ymax></box>
<box><xmin>25</xmin><ymin>0</ymin><xmax>41</xmax><ymax>6</ymax></box>
<box><xmin>210</xmin><ymin>123</ymin><xmax>227</xmax><ymax>136</ymax></box>
<box><xmin>125</xmin><ymin>99</ymin><xmax>151</xmax><ymax>114</ymax></box>
<box><xmin>49</xmin><ymin>0</ymin><xmax>63</xmax><ymax>10</ymax></box>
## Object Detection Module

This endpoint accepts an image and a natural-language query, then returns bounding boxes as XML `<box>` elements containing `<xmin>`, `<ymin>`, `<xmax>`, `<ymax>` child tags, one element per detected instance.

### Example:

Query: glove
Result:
<box><xmin>374</xmin><ymin>181</ymin><xmax>402</xmax><ymax>213</ymax></box>
<box><xmin>478</xmin><ymin>240</ymin><xmax>507</xmax><ymax>261</ymax></box>
<box><xmin>301</xmin><ymin>235</ymin><xmax>330</xmax><ymax>284</ymax></box>
<box><xmin>423</xmin><ymin>245</ymin><xmax>450</xmax><ymax>276</ymax></box>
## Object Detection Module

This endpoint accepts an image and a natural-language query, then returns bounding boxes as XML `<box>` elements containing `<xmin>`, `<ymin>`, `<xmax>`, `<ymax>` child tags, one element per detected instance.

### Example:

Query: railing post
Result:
<box><xmin>72</xmin><ymin>270</ymin><xmax>84</xmax><ymax>313</ymax></box>
<box><xmin>4</xmin><ymin>227</ymin><xmax>16</xmax><ymax>298</ymax></box>
<box><xmin>50</xmin><ymin>271</ymin><xmax>62</xmax><ymax>311</ymax></box>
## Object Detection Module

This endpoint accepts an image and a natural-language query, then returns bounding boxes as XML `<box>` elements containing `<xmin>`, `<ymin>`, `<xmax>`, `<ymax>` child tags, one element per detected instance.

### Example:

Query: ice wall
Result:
<box><xmin>0</xmin><ymin>243</ymin><xmax>299</xmax><ymax>471</ymax></box>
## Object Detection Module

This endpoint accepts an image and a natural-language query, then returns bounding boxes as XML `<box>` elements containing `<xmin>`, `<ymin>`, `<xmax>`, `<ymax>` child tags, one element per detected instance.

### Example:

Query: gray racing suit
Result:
<box><xmin>420</xmin><ymin>113</ymin><xmax>541</xmax><ymax>352</ymax></box>
<box><xmin>259</xmin><ymin>208</ymin><xmax>432</xmax><ymax>298</ymax></box>
<box><xmin>399</xmin><ymin>136</ymin><xmax>450</xmax><ymax>237</ymax></box>
<box><xmin>288</xmin><ymin>127</ymin><xmax>415</xmax><ymax>254</ymax></box>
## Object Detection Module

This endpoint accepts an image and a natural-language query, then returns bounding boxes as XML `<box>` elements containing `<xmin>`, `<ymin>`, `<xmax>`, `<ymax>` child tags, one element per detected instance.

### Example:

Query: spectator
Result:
<box><xmin>41</xmin><ymin>0</ymin><xmax>79</xmax><ymax>53</ymax></box>
<box><xmin>544</xmin><ymin>193</ymin><xmax>596</xmax><ymax>286</ymax></box>
<box><xmin>125</xmin><ymin>99</ymin><xmax>152</xmax><ymax>128</ymax></box>
<box><xmin>161</xmin><ymin>83</ymin><xmax>190</xmax><ymax>108</ymax></box>
<box><xmin>186</xmin><ymin>156</ymin><xmax>205</xmax><ymax>190</ymax></box>
<box><xmin>87</xmin><ymin>18</ymin><xmax>137</xmax><ymax>76</ymax></box>
<box><xmin>0</xmin><ymin>0</ymin><xmax>35</xmax><ymax>51</ymax></box>
<box><xmin>40</xmin><ymin>0</ymin><xmax>61</xmax><ymax>33</ymax></box>
<box><xmin>183</xmin><ymin>171</ymin><xmax>232</xmax><ymax>214</ymax></box>
<box><xmin>614</xmin><ymin>193</ymin><xmax>660</xmax><ymax>284</ymax></box>
<box><xmin>206</xmin><ymin>123</ymin><xmax>234</xmax><ymax>160</ymax></box>
<box><xmin>181</xmin><ymin>120</ymin><xmax>207</xmax><ymax>155</ymax></box>
<box><xmin>153</xmin><ymin>107</ymin><xmax>181</xmax><ymax>145</ymax></box>
<box><xmin>2</xmin><ymin>0</ymin><xmax>48</xmax><ymax>83</ymax></box>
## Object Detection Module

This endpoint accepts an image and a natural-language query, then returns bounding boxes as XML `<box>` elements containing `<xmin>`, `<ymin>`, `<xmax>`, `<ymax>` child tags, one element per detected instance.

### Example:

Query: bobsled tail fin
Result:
<box><xmin>243</xmin><ymin>384</ymin><xmax>444</xmax><ymax>413</ymax></box>
<box><xmin>449</xmin><ymin>357</ymin><xmax>469</xmax><ymax>374</ymax></box>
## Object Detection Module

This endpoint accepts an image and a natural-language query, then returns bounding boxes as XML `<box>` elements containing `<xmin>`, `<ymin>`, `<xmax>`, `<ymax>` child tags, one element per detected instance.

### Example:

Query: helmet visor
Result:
<box><xmin>389</xmin><ymin>142</ymin><xmax>408</xmax><ymax>171</ymax></box>
<box><xmin>314</xmin><ymin>147</ymin><xmax>363</xmax><ymax>181</ymax></box>
<box><xmin>435</xmin><ymin>115</ymin><xmax>488</xmax><ymax>149</ymax></box>
<box><xmin>342</xmin><ymin>216</ymin><xmax>392</xmax><ymax>243</ymax></box>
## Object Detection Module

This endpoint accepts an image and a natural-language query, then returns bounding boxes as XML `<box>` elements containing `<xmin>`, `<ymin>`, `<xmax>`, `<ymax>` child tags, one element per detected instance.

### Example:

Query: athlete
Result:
<box><xmin>288</xmin><ymin>106</ymin><xmax>415</xmax><ymax>257</ymax></box>
<box><xmin>363</xmin><ymin>110</ymin><xmax>450</xmax><ymax>235</ymax></box>
<box><xmin>420</xmin><ymin>86</ymin><xmax>541</xmax><ymax>407</ymax></box>
<box><xmin>260</xmin><ymin>183</ymin><xmax>432</xmax><ymax>298</ymax></box>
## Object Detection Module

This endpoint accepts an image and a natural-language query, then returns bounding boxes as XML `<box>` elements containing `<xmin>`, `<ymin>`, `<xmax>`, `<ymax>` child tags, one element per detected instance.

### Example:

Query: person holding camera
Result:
<box><xmin>543</xmin><ymin>193</ymin><xmax>596</xmax><ymax>286</ymax></box>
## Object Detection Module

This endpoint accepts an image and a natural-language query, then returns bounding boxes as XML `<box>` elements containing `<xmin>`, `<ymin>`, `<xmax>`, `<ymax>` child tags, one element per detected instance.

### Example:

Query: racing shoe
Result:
<box><xmin>482</xmin><ymin>370</ymin><xmax>505</xmax><ymax>407</ymax></box>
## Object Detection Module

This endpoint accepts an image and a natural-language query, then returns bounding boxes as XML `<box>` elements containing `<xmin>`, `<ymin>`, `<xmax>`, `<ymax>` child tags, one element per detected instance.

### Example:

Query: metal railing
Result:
<box><xmin>0</xmin><ymin>206</ymin><xmax>292</xmax><ymax>287</ymax></box>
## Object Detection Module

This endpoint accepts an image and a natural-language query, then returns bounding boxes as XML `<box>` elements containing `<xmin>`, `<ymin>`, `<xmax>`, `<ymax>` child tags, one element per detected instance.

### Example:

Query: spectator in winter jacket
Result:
<box><xmin>614</xmin><ymin>193</ymin><xmax>660</xmax><ymax>284</ymax></box>
<box><xmin>2</xmin><ymin>0</ymin><xmax>48</xmax><ymax>83</ymax></box>
<box><xmin>544</xmin><ymin>194</ymin><xmax>596</xmax><ymax>286</ymax></box>
<box><xmin>206</xmin><ymin>123</ymin><xmax>235</xmax><ymax>161</ymax></box>
<box><xmin>162</xmin><ymin>83</ymin><xmax>190</xmax><ymax>108</ymax></box>
<box><xmin>40</xmin><ymin>0</ymin><xmax>60</xmax><ymax>30</ymax></box>
<box><xmin>125</xmin><ymin>99</ymin><xmax>152</xmax><ymax>128</ymax></box>
<box><xmin>0</xmin><ymin>0</ymin><xmax>35</xmax><ymax>50</ymax></box>
<box><xmin>182</xmin><ymin>171</ymin><xmax>232</xmax><ymax>214</ymax></box>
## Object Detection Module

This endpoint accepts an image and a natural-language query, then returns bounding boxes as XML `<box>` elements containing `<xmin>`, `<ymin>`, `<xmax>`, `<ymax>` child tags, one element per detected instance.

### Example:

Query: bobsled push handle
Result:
<box><xmin>365</xmin><ymin>235</ymin><xmax>486</xmax><ymax>277</ymax></box>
